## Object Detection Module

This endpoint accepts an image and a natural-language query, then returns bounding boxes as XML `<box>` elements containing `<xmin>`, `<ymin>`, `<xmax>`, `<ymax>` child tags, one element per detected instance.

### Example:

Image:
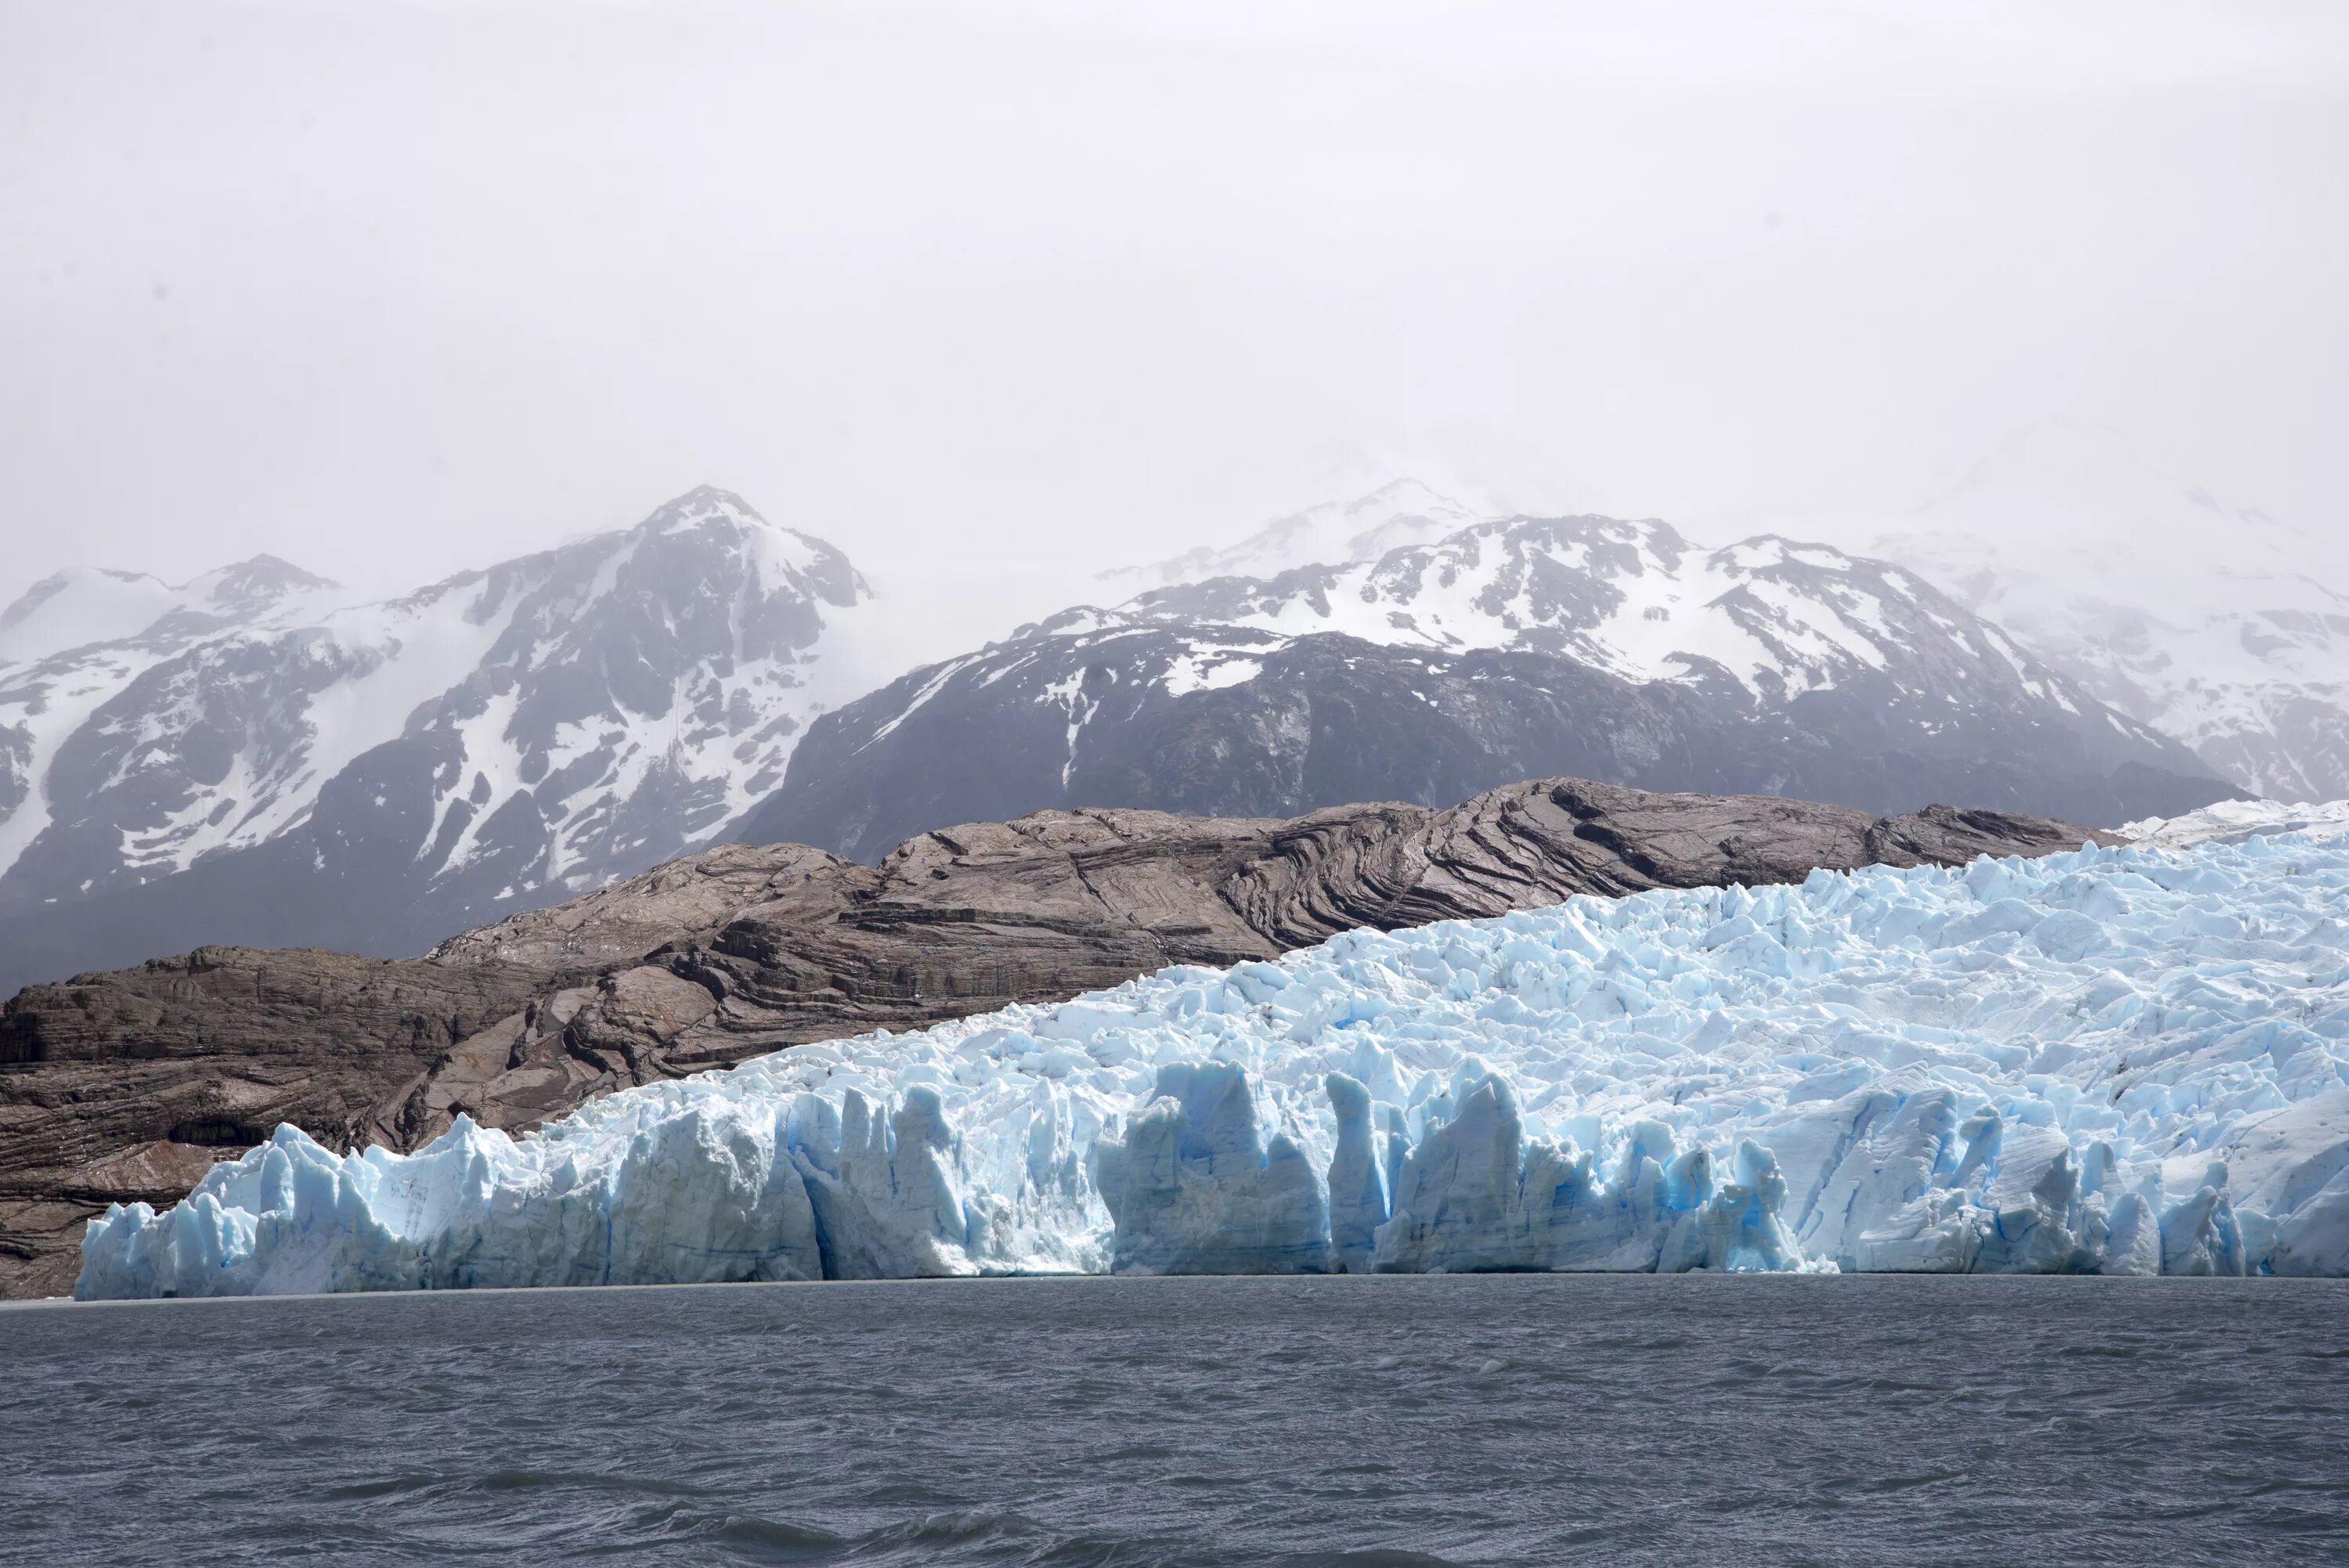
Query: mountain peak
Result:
<box><xmin>188</xmin><ymin>554</ymin><xmax>340</xmax><ymax>612</ymax></box>
<box><xmin>602</xmin><ymin>485</ymin><xmax>871</xmax><ymax>613</ymax></box>
<box><xmin>0</xmin><ymin>566</ymin><xmax>188</xmax><ymax>664</ymax></box>
<box><xmin>648</xmin><ymin>484</ymin><xmax>767</xmax><ymax>533</ymax></box>
<box><xmin>1102</xmin><ymin>478</ymin><xmax>1491</xmax><ymax>591</ymax></box>
<box><xmin>0</xmin><ymin>481</ymin><xmax>889</xmax><ymax>978</ymax></box>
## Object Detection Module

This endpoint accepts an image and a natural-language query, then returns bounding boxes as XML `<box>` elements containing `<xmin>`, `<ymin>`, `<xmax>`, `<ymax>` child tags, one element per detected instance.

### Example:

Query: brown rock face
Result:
<box><xmin>0</xmin><ymin>778</ymin><xmax>2110</xmax><ymax>1297</ymax></box>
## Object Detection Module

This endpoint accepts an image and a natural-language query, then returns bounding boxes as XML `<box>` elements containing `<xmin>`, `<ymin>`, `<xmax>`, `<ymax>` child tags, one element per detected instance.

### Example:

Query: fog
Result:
<box><xmin>5</xmin><ymin>0</ymin><xmax>2344</xmax><ymax>655</ymax></box>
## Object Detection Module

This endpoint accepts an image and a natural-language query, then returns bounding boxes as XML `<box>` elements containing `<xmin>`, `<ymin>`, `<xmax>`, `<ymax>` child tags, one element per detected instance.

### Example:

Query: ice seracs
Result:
<box><xmin>77</xmin><ymin>801</ymin><xmax>2349</xmax><ymax>1296</ymax></box>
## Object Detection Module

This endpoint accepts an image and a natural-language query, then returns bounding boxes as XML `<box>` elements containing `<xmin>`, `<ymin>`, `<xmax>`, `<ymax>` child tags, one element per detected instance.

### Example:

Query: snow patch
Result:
<box><xmin>1161</xmin><ymin>652</ymin><xmax>1265</xmax><ymax>697</ymax></box>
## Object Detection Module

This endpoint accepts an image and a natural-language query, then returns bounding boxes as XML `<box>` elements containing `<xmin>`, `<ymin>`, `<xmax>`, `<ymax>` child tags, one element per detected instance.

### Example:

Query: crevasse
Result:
<box><xmin>76</xmin><ymin>808</ymin><xmax>2349</xmax><ymax>1297</ymax></box>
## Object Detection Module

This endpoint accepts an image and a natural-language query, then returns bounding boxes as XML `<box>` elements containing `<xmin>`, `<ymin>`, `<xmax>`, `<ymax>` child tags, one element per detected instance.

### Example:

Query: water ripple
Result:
<box><xmin>7</xmin><ymin>1275</ymin><xmax>2348</xmax><ymax>1566</ymax></box>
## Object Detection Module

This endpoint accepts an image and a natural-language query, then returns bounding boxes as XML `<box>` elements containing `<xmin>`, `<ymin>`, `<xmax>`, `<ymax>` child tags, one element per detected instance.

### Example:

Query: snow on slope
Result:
<box><xmin>380</xmin><ymin>488</ymin><xmax>876</xmax><ymax>902</ymax></box>
<box><xmin>78</xmin><ymin>816</ymin><xmax>2349</xmax><ymax>1296</ymax></box>
<box><xmin>0</xmin><ymin>557</ymin><xmax>348</xmax><ymax>886</ymax></box>
<box><xmin>0</xmin><ymin>488</ymin><xmax>872</xmax><ymax>921</ymax></box>
<box><xmin>0</xmin><ymin>570</ymin><xmax>188</xmax><ymax>665</ymax></box>
<box><xmin>1026</xmin><ymin>485</ymin><xmax>2131</xmax><ymax>723</ymax></box>
<box><xmin>0</xmin><ymin>555</ymin><xmax>341</xmax><ymax>666</ymax></box>
<box><xmin>1104</xmin><ymin>447</ymin><xmax>2337</xmax><ymax>802</ymax></box>
<box><xmin>749</xmin><ymin>495</ymin><xmax>2225</xmax><ymax>863</ymax></box>
<box><xmin>1869</xmin><ymin>418</ymin><xmax>2349</xmax><ymax>802</ymax></box>
<box><xmin>1112</xmin><ymin>515</ymin><xmax>2082</xmax><ymax>705</ymax></box>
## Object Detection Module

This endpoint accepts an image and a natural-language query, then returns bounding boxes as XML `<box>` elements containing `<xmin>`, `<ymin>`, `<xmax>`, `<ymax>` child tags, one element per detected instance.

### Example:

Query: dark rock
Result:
<box><xmin>742</xmin><ymin>618</ymin><xmax>2232</xmax><ymax>867</ymax></box>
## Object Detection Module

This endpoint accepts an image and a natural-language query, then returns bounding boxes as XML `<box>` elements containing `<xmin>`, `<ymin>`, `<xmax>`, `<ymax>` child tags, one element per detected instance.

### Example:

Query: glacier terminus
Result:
<box><xmin>75</xmin><ymin>803</ymin><xmax>2349</xmax><ymax>1296</ymax></box>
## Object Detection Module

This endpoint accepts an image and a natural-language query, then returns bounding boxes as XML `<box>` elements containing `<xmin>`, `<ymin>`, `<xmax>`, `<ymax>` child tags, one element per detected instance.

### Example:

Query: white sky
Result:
<box><xmin>4</xmin><ymin>0</ymin><xmax>2344</xmax><ymax>651</ymax></box>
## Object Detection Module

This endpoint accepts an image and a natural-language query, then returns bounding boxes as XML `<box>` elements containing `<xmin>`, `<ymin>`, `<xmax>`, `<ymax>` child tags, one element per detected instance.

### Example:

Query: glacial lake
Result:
<box><xmin>10</xmin><ymin>1274</ymin><xmax>2348</xmax><ymax>1566</ymax></box>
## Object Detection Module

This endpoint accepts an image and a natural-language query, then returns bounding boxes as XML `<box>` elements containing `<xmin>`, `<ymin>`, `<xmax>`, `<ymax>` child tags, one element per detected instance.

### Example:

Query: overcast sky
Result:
<box><xmin>4</xmin><ymin>0</ymin><xmax>2344</xmax><ymax>645</ymax></box>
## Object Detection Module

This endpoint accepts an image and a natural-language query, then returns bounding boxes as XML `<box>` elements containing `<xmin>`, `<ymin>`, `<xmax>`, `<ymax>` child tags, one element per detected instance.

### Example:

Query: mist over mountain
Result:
<box><xmin>1096</xmin><ymin>478</ymin><xmax>1510</xmax><ymax>596</ymax></box>
<box><xmin>1094</xmin><ymin>421</ymin><xmax>2349</xmax><ymax>809</ymax></box>
<box><xmin>1862</xmin><ymin>418</ymin><xmax>2349</xmax><ymax>805</ymax></box>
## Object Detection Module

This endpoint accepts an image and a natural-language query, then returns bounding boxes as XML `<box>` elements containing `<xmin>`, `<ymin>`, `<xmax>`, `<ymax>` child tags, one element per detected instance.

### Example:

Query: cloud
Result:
<box><xmin>1</xmin><ymin>0</ymin><xmax>2341</xmax><ymax>665</ymax></box>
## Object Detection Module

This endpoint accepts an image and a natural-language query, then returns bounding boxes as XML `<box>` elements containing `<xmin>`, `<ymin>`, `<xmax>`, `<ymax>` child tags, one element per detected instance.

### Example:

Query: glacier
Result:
<box><xmin>2122</xmin><ymin>797</ymin><xmax>2349</xmax><ymax>851</ymax></box>
<box><xmin>76</xmin><ymin>807</ymin><xmax>2349</xmax><ymax>1297</ymax></box>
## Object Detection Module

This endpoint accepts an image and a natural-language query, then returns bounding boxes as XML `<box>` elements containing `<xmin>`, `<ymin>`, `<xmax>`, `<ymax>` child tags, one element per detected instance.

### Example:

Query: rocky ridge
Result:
<box><xmin>0</xmin><ymin>776</ymin><xmax>2109</xmax><ymax>1297</ymax></box>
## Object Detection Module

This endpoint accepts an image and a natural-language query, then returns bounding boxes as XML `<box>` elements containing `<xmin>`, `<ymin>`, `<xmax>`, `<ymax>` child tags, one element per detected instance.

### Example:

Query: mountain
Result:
<box><xmin>0</xmin><ymin>555</ymin><xmax>346</xmax><ymax>880</ymax></box>
<box><xmin>0</xmin><ymin>487</ymin><xmax>873</xmax><ymax>989</ymax></box>
<box><xmin>1867</xmin><ymin>418</ymin><xmax>2349</xmax><ymax>804</ymax></box>
<box><xmin>742</xmin><ymin>508</ymin><xmax>2234</xmax><ymax>860</ymax></box>
<box><xmin>0</xmin><ymin>773</ymin><xmax>2113</xmax><ymax>1298</ymax></box>
<box><xmin>0</xmin><ymin>553</ymin><xmax>341</xmax><ymax>666</ymax></box>
<box><xmin>1097</xmin><ymin>478</ymin><xmax>1491</xmax><ymax>593</ymax></box>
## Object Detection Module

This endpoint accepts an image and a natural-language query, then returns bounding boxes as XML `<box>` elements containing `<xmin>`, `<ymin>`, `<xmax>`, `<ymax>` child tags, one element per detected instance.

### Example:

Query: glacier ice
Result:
<box><xmin>2120</xmin><ymin>796</ymin><xmax>2349</xmax><ymax>850</ymax></box>
<box><xmin>76</xmin><ymin>810</ymin><xmax>2349</xmax><ymax>1296</ymax></box>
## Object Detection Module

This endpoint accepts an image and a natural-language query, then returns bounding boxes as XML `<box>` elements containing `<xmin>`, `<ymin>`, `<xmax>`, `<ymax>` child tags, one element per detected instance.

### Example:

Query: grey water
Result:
<box><xmin>9</xmin><ymin>1275</ymin><xmax>2348</xmax><ymax>1566</ymax></box>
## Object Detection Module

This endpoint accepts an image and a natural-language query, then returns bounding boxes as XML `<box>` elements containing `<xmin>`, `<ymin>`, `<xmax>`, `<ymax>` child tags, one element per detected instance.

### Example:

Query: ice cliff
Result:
<box><xmin>77</xmin><ymin>804</ymin><xmax>2349</xmax><ymax>1296</ymax></box>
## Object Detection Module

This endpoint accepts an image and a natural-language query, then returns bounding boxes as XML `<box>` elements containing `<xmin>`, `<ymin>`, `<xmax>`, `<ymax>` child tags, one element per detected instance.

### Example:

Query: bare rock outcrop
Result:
<box><xmin>0</xmin><ymin>777</ymin><xmax>2111</xmax><ymax>1297</ymax></box>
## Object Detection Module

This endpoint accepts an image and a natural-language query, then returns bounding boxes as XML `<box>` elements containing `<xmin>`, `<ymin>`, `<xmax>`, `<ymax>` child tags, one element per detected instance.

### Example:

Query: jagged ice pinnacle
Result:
<box><xmin>77</xmin><ymin>807</ymin><xmax>2349</xmax><ymax>1296</ymax></box>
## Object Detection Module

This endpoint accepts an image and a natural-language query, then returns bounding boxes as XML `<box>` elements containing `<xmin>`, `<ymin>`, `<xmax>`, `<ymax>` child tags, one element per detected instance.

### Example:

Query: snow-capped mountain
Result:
<box><xmin>0</xmin><ymin>553</ymin><xmax>341</xmax><ymax>666</ymax></box>
<box><xmin>1865</xmin><ymin>419</ymin><xmax>2349</xmax><ymax>803</ymax></box>
<box><xmin>1122</xmin><ymin>515</ymin><xmax>2086</xmax><ymax>700</ymax></box>
<box><xmin>742</xmin><ymin>506</ymin><xmax>2232</xmax><ymax>861</ymax></box>
<box><xmin>0</xmin><ymin>555</ymin><xmax>347</xmax><ymax>885</ymax></box>
<box><xmin>0</xmin><ymin>488</ymin><xmax>872</xmax><ymax>987</ymax></box>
